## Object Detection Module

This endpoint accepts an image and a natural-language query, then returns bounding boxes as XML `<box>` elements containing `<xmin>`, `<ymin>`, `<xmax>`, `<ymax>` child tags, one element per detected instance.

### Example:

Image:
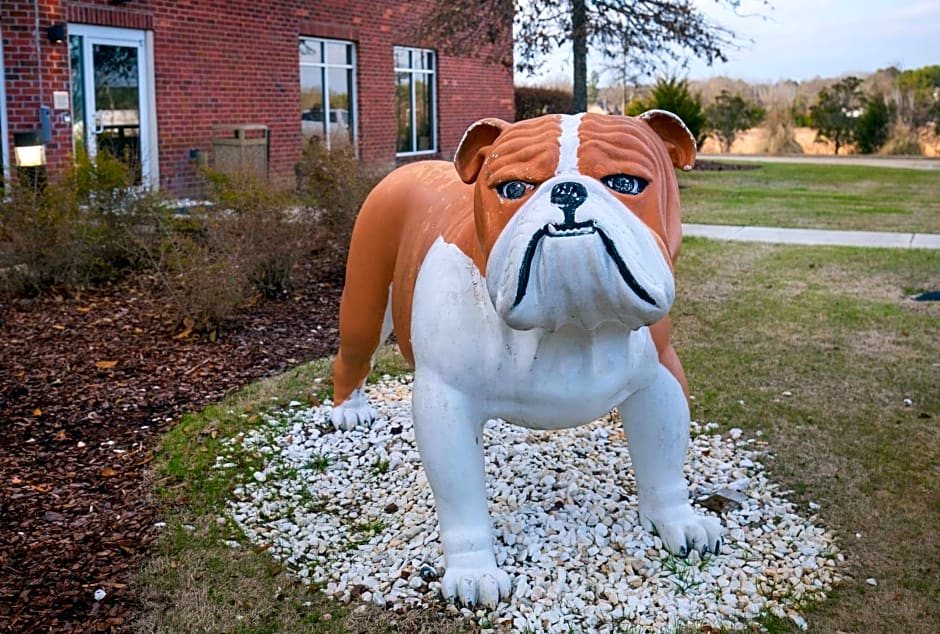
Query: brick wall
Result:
<box><xmin>2</xmin><ymin>0</ymin><xmax>71</xmax><ymax>177</ymax></box>
<box><xmin>1</xmin><ymin>0</ymin><xmax>514</xmax><ymax>196</ymax></box>
<box><xmin>439</xmin><ymin>56</ymin><xmax>515</xmax><ymax>154</ymax></box>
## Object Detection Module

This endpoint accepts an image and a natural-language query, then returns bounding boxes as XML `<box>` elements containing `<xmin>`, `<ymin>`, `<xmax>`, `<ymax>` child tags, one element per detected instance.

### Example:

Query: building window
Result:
<box><xmin>394</xmin><ymin>47</ymin><xmax>436</xmax><ymax>155</ymax></box>
<box><xmin>300</xmin><ymin>37</ymin><xmax>355</xmax><ymax>150</ymax></box>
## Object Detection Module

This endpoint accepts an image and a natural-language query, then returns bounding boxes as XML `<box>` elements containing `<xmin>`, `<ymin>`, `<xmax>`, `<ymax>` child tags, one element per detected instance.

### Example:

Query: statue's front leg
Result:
<box><xmin>620</xmin><ymin>364</ymin><xmax>723</xmax><ymax>556</ymax></box>
<box><xmin>411</xmin><ymin>374</ymin><xmax>511</xmax><ymax>607</ymax></box>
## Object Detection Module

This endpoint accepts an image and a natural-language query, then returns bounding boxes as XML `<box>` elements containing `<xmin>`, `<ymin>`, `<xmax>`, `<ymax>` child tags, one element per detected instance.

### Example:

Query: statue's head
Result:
<box><xmin>453</xmin><ymin>111</ymin><xmax>695</xmax><ymax>332</ymax></box>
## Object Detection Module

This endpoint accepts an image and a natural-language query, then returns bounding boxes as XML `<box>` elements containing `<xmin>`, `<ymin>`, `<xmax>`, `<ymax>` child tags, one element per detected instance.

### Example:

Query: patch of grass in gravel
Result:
<box><xmin>674</xmin><ymin>238</ymin><xmax>940</xmax><ymax>633</ymax></box>
<box><xmin>154</xmin><ymin>357</ymin><xmax>336</xmax><ymax>514</ymax></box>
<box><xmin>678</xmin><ymin>163</ymin><xmax>940</xmax><ymax>233</ymax></box>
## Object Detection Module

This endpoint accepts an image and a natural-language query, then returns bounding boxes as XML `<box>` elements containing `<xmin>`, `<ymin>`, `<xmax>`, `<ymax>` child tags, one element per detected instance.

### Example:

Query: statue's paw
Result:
<box><xmin>441</xmin><ymin>564</ymin><xmax>512</xmax><ymax>609</ymax></box>
<box><xmin>641</xmin><ymin>504</ymin><xmax>724</xmax><ymax>557</ymax></box>
<box><xmin>330</xmin><ymin>388</ymin><xmax>376</xmax><ymax>431</ymax></box>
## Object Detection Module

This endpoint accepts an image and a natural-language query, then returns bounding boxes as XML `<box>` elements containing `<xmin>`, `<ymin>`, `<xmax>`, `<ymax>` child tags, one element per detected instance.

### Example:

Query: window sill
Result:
<box><xmin>395</xmin><ymin>149</ymin><xmax>439</xmax><ymax>158</ymax></box>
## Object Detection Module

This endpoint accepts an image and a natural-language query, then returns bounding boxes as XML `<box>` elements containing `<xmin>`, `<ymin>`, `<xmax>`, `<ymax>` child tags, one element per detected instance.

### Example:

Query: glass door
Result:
<box><xmin>69</xmin><ymin>25</ymin><xmax>152</xmax><ymax>186</ymax></box>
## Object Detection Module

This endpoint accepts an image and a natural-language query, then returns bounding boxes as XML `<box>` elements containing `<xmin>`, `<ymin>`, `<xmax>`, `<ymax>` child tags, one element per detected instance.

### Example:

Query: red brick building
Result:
<box><xmin>0</xmin><ymin>1</ymin><xmax>514</xmax><ymax>197</ymax></box>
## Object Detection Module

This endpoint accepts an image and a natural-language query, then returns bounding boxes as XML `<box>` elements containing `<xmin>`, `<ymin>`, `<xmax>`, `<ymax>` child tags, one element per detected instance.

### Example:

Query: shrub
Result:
<box><xmin>626</xmin><ymin>76</ymin><xmax>707</xmax><ymax>148</ymax></box>
<box><xmin>1</xmin><ymin>177</ymin><xmax>83</xmax><ymax>296</ymax></box>
<box><xmin>204</xmin><ymin>169</ymin><xmax>312</xmax><ymax>298</ymax></box>
<box><xmin>761</xmin><ymin>107</ymin><xmax>804</xmax><ymax>155</ymax></box>
<box><xmin>0</xmin><ymin>152</ymin><xmax>166</xmax><ymax>297</ymax></box>
<box><xmin>878</xmin><ymin>122</ymin><xmax>923</xmax><ymax>156</ymax></box>
<box><xmin>138</xmin><ymin>169</ymin><xmax>321</xmax><ymax>333</ymax></box>
<box><xmin>855</xmin><ymin>93</ymin><xmax>894</xmax><ymax>154</ymax></box>
<box><xmin>2</xmin><ymin>140</ymin><xmax>386</xmax><ymax>336</ymax></box>
<box><xmin>150</xmin><ymin>139</ymin><xmax>387</xmax><ymax>331</ymax></box>
<box><xmin>157</xmin><ymin>223</ymin><xmax>247</xmax><ymax>336</ymax></box>
<box><xmin>294</xmin><ymin>137</ymin><xmax>385</xmax><ymax>256</ymax></box>
<box><xmin>515</xmin><ymin>86</ymin><xmax>574</xmax><ymax>120</ymax></box>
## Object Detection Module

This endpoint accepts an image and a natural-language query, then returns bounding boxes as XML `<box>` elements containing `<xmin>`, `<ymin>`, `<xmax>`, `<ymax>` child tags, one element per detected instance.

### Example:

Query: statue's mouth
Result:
<box><xmin>513</xmin><ymin>219</ymin><xmax>658</xmax><ymax>308</ymax></box>
<box><xmin>544</xmin><ymin>219</ymin><xmax>596</xmax><ymax>237</ymax></box>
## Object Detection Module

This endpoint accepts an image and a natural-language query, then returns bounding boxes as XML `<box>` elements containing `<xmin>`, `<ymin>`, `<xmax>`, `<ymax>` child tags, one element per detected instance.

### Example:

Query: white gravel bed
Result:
<box><xmin>221</xmin><ymin>376</ymin><xmax>842</xmax><ymax>633</ymax></box>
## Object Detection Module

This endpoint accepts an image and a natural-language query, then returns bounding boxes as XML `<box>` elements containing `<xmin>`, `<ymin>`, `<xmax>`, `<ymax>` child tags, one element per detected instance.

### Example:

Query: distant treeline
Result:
<box><xmin>515</xmin><ymin>65</ymin><xmax>940</xmax><ymax>156</ymax></box>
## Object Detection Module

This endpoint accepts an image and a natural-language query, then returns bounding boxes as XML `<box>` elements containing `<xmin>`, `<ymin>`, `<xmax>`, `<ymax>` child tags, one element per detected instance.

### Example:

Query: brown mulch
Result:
<box><xmin>0</xmin><ymin>257</ymin><xmax>346</xmax><ymax>633</ymax></box>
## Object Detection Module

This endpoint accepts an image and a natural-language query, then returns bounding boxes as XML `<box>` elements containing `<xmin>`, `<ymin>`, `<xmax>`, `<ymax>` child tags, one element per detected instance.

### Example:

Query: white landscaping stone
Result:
<box><xmin>222</xmin><ymin>377</ymin><xmax>843</xmax><ymax>634</ymax></box>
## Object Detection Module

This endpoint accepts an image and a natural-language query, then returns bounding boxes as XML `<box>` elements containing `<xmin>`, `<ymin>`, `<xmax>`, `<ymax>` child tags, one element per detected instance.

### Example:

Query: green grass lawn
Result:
<box><xmin>674</xmin><ymin>239</ymin><xmax>939</xmax><ymax>634</ymax></box>
<box><xmin>137</xmin><ymin>240</ymin><xmax>939</xmax><ymax>634</ymax></box>
<box><xmin>137</xmin><ymin>156</ymin><xmax>940</xmax><ymax>633</ymax></box>
<box><xmin>679</xmin><ymin>163</ymin><xmax>940</xmax><ymax>234</ymax></box>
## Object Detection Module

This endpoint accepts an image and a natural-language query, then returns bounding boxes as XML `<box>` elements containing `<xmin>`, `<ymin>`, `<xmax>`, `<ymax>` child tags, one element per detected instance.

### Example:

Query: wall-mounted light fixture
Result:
<box><xmin>14</xmin><ymin>131</ymin><xmax>47</xmax><ymax>167</ymax></box>
<box><xmin>46</xmin><ymin>23</ymin><xmax>67</xmax><ymax>45</ymax></box>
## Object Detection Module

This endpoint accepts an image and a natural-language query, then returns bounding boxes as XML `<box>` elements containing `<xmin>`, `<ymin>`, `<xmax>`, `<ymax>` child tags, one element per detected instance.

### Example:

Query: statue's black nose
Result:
<box><xmin>550</xmin><ymin>181</ymin><xmax>587</xmax><ymax>211</ymax></box>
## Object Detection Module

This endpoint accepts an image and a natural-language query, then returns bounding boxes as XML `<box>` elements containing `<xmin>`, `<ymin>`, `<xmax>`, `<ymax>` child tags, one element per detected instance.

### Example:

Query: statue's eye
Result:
<box><xmin>602</xmin><ymin>174</ymin><xmax>648</xmax><ymax>195</ymax></box>
<box><xmin>496</xmin><ymin>180</ymin><xmax>532</xmax><ymax>200</ymax></box>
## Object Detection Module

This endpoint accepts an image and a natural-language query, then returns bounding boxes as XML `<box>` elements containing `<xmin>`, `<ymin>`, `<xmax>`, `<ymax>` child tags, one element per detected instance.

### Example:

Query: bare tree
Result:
<box><xmin>412</xmin><ymin>0</ymin><xmax>764</xmax><ymax>113</ymax></box>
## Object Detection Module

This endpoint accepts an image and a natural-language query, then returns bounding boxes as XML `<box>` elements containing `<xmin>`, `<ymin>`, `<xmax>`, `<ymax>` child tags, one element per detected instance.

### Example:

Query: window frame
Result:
<box><xmin>299</xmin><ymin>36</ymin><xmax>358</xmax><ymax>153</ymax></box>
<box><xmin>393</xmin><ymin>46</ymin><xmax>438</xmax><ymax>157</ymax></box>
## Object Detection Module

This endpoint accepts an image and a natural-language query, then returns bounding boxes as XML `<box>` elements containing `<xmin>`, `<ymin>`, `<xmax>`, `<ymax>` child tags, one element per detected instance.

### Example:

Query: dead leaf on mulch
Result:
<box><xmin>174</xmin><ymin>316</ymin><xmax>196</xmax><ymax>340</ymax></box>
<box><xmin>95</xmin><ymin>360</ymin><xmax>118</xmax><ymax>369</ymax></box>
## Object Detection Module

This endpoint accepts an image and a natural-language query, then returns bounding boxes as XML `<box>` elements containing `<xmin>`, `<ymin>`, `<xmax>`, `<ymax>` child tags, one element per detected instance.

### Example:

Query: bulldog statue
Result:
<box><xmin>329</xmin><ymin>111</ymin><xmax>722</xmax><ymax>608</ymax></box>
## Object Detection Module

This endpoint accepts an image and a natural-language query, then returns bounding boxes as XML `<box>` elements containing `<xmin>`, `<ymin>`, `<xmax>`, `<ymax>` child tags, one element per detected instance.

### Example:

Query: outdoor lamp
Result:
<box><xmin>46</xmin><ymin>23</ymin><xmax>67</xmax><ymax>44</ymax></box>
<box><xmin>14</xmin><ymin>131</ymin><xmax>47</xmax><ymax>167</ymax></box>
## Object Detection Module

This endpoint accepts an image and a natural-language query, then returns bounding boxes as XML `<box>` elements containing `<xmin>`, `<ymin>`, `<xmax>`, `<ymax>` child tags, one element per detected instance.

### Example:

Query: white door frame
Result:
<box><xmin>0</xmin><ymin>24</ymin><xmax>11</xmax><ymax>184</ymax></box>
<box><xmin>68</xmin><ymin>24</ymin><xmax>158</xmax><ymax>188</ymax></box>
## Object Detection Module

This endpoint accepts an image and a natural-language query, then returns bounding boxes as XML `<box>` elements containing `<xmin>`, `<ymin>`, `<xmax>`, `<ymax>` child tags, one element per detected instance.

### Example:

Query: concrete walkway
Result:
<box><xmin>697</xmin><ymin>154</ymin><xmax>940</xmax><ymax>171</ymax></box>
<box><xmin>682</xmin><ymin>223</ymin><xmax>940</xmax><ymax>249</ymax></box>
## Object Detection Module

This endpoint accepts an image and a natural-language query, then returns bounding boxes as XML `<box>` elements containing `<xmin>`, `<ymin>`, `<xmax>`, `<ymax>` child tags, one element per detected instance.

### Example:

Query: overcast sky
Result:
<box><xmin>517</xmin><ymin>0</ymin><xmax>940</xmax><ymax>85</ymax></box>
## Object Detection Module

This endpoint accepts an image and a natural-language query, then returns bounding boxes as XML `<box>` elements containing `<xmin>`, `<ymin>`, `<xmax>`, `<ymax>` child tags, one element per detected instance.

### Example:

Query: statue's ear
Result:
<box><xmin>638</xmin><ymin>109</ymin><xmax>697</xmax><ymax>171</ymax></box>
<box><xmin>454</xmin><ymin>118</ymin><xmax>510</xmax><ymax>184</ymax></box>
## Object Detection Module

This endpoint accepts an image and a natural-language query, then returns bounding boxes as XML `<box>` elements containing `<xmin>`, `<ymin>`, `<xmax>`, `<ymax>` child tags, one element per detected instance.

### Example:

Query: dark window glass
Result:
<box><xmin>394</xmin><ymin>47</ymin><xmax>436</xmax><ymax>154</ymax></box>
<box><xmin>300</xmin><ymin>38</ymin><xmax>355</xmax><ymax>151</ymax></box>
